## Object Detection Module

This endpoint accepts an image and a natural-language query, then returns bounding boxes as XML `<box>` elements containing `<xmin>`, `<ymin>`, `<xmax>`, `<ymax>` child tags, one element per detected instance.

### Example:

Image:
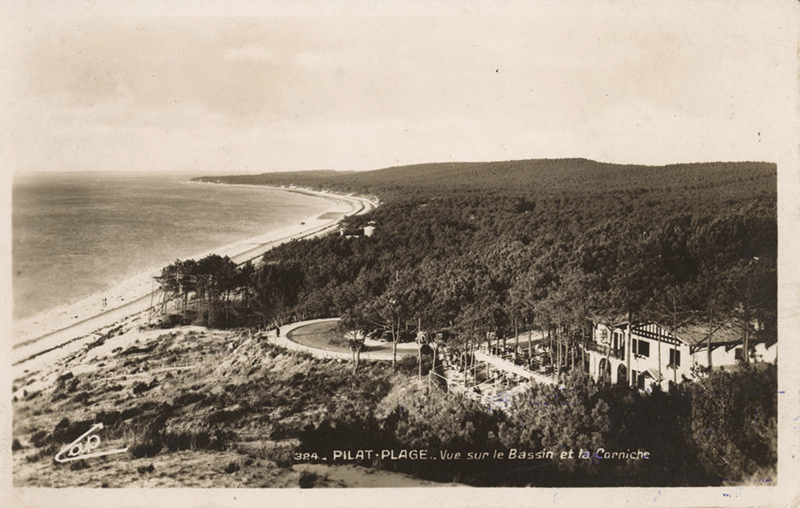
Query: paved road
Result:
<box><xmin>266</xmin><ymin>318</ymin><xmax>419</xmax><ymax>362</ymax></box>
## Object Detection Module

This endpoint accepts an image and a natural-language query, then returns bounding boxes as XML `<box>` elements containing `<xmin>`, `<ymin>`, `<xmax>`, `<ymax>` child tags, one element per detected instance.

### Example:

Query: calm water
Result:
<box><xmin>12</xmin><ymin>171</ymin><xmax>333</xmax><ymax>322</ymax></box>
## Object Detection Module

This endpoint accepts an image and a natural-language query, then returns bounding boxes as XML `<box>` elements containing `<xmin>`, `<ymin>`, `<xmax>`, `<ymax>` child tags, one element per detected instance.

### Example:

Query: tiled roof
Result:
<box><xmin>592</xmin><ymin>315</ymin><xmax>757</xmax><ymax>347</ymax></box>
<box><xmin>673</xmin><ymin>318</ymin><xmax>743</xmax><ymax>346</ymax></box>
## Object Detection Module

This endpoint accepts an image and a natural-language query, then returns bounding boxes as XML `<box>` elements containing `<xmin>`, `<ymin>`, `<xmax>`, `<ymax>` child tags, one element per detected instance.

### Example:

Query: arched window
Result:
<box><xmin>617</xmin><ymin>364</ymin><xmax>628</xmax><ymax>385</ymax></box>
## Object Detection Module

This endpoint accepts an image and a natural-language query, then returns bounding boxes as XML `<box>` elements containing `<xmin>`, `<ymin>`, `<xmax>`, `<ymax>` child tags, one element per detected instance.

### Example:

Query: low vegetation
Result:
<box><xmin>12</xmin><ymin>316</ymin><xmax>775</xmax><ymax>487</ymax></box>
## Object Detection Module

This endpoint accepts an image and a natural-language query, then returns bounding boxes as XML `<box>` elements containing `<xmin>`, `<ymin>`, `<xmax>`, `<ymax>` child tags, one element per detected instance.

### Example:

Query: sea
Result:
<box><xmin>12</xmin><ymin>171</ymin><xmax>335</xmax><ymax>323</ymax></box>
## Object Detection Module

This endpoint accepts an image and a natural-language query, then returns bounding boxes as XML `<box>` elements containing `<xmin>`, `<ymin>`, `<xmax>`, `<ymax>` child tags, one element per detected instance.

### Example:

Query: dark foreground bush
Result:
<box><xmin>129</xmin><ymin>435</ymin><xmax>163</xmax><ymax>459</ymax></box>
<box><xmin>52</xmin><ymin>417</ymin><xmax>95</xmax><ymax>444</ymax></box>
<box><xmin>25</xmin><ymin>442</ymin><xmax>61</xmax><ymax>463</ymax></box>
<box><xmin>297</xmin><ymin>367</ymin><xmax>777</xmax><ymax>487</ymax></box>
<box><xmin>298</xmin><ymin>470</ymin><xmax>320</xmax><ymax>488</ymax></box>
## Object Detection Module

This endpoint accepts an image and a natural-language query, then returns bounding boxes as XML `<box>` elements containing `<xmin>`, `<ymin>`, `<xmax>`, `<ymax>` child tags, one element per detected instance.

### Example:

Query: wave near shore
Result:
<box><xmin>12</xmin><ymin>184</ymin><xmax>376</xmax><ymax>367</ymax></box>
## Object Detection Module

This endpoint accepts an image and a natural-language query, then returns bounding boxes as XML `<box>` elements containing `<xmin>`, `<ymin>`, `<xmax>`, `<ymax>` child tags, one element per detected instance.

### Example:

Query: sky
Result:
<box><xmin>2</xmin><ymin>0</ymin><xmax>798</xmax><ymax>175</ymax></box>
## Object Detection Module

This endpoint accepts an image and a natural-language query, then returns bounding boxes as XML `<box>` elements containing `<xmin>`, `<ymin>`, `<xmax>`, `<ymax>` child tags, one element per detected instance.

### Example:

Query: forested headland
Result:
<box><xmin>190</xmin><ymin>158</ymin><xmax>777</xmax><ymax>350</ymax></box>
<box><xmin>167</xmin><ymin>158</ymin><xmax>779</xmax><ymax>486</ymax></box>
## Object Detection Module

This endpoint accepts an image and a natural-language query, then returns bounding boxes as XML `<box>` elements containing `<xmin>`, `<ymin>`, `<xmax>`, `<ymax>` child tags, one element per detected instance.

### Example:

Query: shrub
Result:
<box><xmin>121</xmin><ymin>406</ymin><xmax>145</xmax><ymax>420</ymax></box>
<box><xmin>70</xmin><ymin>459</ymin><xmax>90</xmax><ymax>471</ymax></box>
<box><xmin>261</xmin><ymin>443</ymin><xmax>295</xmax><ymax>468</ymax></box>
<box><xmin>298</xmin><ymin>469</ymin><xmax>319</xmax><ymax>488</ymax></box>
<box><xmin>164</xmin><ymin>431</ymin><xmax>210</xmax><ymax>451</ymax></box>
<box><xmin>94</xmin><ymin>410</ymin><xmax>123</xmax><ymax>427</ymax></box>
<box><xmin>137</xmin><ymin>464</ymin><xmax>155</xmax><ymax>475</ymax></box>
<box><xmin>129</xmin><ymin>435</ymin><xmax>164</xmax><ymax>458</ymax></box>
<box><xmin>30</xmin><ymin>431</ymin><xmax>50</xmax><ymax>448</ymax></box>
<box><xmin>395</xmin><ymin>356</ymin><xmax>418</xmax><ymax>375</ymax></box>
<box><xmin>173</xmin><ymin>392</ymin><xmax>207</xmax><ymax>407</ymax></box>
<box><xmin>25</xmin><ymin>442</ymin><xmax>60</xmax><ymax>463</ymax></box>
<box><xmin>52</xmin><ymin>418</ymin><xmax>94</xmax><ymax>444</ymax></box>
<box><xmin>133</xmin><ymin>379</ymin><xmax>158</xmax><ymax>395</ymax></box>
<box><xmin>683</xmin><ymin>363</ymin><xmax>777</xmax><ymax>482</ymax></box>
<box><xmin>127</xmin><ymin>404</ymin><xmax>174</xmax><ymax>458</ymax></box>
<box><xmin>159</xmin><ymin>314</ymin><xmax>183</xmax><ymax>329</ymax></box>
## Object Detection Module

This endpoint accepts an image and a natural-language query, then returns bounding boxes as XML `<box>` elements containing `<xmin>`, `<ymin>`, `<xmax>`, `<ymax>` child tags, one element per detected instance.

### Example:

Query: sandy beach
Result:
<box><xmin>11</xmin><ymin>185</ymin><xmax>376</xmax><ymax>372</ymax></box>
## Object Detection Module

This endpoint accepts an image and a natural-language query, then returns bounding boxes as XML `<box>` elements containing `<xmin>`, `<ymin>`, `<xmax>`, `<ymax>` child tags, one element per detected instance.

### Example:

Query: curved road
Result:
<box><xmin>268</xmin><ymin>318</ymin><xmax>419</xmax><ymax>362</ymax></box>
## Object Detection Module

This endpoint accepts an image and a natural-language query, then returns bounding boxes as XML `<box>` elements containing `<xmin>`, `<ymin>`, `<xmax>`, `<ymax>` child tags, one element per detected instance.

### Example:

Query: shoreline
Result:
<box><xmin>11</xmin><ymin>183</ymin><xmax>376</xmax><ymax>367</ymax></box>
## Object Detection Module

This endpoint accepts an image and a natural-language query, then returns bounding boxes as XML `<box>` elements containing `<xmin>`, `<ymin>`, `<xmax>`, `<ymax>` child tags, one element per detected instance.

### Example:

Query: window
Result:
<box><xmin>669</xmin><ymin>348</ymin><xmax>681</xmax><ymax>368</ymax></box>
<box><xmin>734</xmin><ymin>347</ymin><xmax>744</xmax><ymax>361</ymax></box>
<box><xmin>633</xmin><ymin>339</ymin><xmax>650</xmax><ymax>358</ymax></box>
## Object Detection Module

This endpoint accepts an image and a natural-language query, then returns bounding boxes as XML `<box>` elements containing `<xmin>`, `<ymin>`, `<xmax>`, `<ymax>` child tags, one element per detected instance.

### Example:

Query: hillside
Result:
<box><xmin>11</xmin><ymin>317</ymin><xmax>449</xmax><ymax>488</ymax></box>
<box><xmin>193</xmin><ymin>158</ymin><xmax>776</xmax><ymax>206</ymax></box>
<box><xmin>193</xmin><ymin>159</ymin><xmax>776</xmax><ymax>344</ymax></box>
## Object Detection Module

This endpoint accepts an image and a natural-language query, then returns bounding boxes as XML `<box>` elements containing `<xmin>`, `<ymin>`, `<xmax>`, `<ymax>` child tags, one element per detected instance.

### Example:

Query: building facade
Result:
<box><xmin>585</xmin><ymin>318</ymin><xmax>777</xmax><ymax>391</ymax></box>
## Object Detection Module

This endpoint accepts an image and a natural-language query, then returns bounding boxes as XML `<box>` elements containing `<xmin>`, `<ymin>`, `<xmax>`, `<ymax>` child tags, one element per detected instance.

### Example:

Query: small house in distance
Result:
<box><xmin>339</xmin><ymin>220</ymin><xmax>377</xmax><ymax>238</ymax></box>
<box><xmin>585</xmin><ymin>317</ymin><xmax>777</xmax><ymax>391</ymax></box>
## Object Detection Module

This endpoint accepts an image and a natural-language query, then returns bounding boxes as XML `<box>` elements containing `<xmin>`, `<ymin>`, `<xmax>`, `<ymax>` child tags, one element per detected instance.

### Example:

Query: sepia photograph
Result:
<box><xmin>3</xmin><ymin>0</ymin><xmax>799</xmax><ymax>506</ymax></box>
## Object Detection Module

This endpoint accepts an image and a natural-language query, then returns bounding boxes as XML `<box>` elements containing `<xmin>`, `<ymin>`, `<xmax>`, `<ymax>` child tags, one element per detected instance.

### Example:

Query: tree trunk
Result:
<box><xmin>742</xmin><ymin>298</ymin><xmax>750</xmax><ymax>364</ymax></box>
<box><xmin>570</xmin><ymin>341</ymin><xmax>575</xmax><ymax>370</ymax></box>
<box><xmin>673</xmin><ymin>351</ymin><xmax>677</xmax><ymax>384</ymax></box>
<box><xmin>581</xmin><ymin>321</ymin><xmax>587</xmax><ymax>372</ymax></box>
<box><xmin>605</xmin><ymin>324</ymin><xmax>611</xmax><ymax>383</ymax></box>
<box><xmin>548</xmin><ymin>327</ymin><xmax>554</xmax><ymax>378</ymax></box>
<box><xmin>418</xmin><ymin>317</ymin><xmax>423</xmax><ymax>378</ymax></box>
<box><xmin>707</xmin><ymin>320</ymin><xmax>713</xmax><ymax>370</ymax></box>
<box><xmin>527</xmin><ymin>317</ymin><xmax>533</xmax><ymax>359</ymax></box>
<box><xmin>464</xmin><ymin>338</ymin><xmax>468</xmax><ymax>389</ymax></box>
<box><xmin>657</xmin><ymin>332</ymin><xmax>662</xmax><ymax>386</ymax></box>
<box><xmin>392</xmin><ymin>319</ymin><xmax>398</xmax><ymax>368</ymax></box>
<box><xmin>557</xmin><ymin>324</ymin><xmax>562</xmax><ymax>377</ymax></box>
<box><xmin>626</xmin><ymin>313</ymin><xmax>633</xmax><ymax>387</ymax></box>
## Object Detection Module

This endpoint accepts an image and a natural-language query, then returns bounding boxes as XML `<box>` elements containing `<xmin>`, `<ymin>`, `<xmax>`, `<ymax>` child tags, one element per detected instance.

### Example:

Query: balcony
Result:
<box><xmin>584</xmin><ymin>341</ymin><xmax>624</xmax><ymax>360</ymax></box>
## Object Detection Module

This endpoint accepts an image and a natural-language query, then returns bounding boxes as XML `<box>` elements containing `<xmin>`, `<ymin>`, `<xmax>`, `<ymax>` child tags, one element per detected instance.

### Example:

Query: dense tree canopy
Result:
<box><xmin>177</xmin><ymin>158</ymin><xmax>778</xmax><ymax>486</ymax></box>
<box><xmin>191</xmin><ymin>159</ymin><xmax>776</xmax><ymax>359</ymax></box>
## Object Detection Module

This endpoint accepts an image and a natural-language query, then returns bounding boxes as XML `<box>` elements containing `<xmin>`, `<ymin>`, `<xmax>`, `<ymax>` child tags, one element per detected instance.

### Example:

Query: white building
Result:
<box><xmin>585</xmin><ymin>317</ymin><xmax>777</xmax><ymax>391</ymax></box>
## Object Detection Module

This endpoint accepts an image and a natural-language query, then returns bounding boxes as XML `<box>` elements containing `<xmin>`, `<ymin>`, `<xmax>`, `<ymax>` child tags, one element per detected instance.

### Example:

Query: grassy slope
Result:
<box><xmin>11</xmin><ymin>318</ymin><xmax>437</xmax><ymax>488</ymax></box>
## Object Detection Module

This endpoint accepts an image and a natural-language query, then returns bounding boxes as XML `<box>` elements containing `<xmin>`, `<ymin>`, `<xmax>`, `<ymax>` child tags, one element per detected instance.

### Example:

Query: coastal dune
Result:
<box><xmin>12</xmin><ymin>186</ymin><xmax>375</xmax><ymax>373</ymax></box>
